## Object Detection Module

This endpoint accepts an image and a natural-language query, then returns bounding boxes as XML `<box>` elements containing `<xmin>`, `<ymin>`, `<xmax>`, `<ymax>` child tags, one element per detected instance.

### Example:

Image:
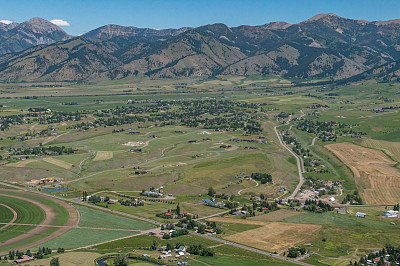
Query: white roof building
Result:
<box><xmin>383</xmin><ymin>210</ymin><xmax>398</xmax><ymax>218</ymax></box>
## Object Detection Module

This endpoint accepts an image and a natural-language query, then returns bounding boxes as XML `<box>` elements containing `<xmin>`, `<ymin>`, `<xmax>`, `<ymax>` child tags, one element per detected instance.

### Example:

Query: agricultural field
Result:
<box><xmin>208</xmin><ymin>217</ymin><xmax>321</xmax><ymax>252</ymax></box>
<box><xmin>326</xmin><ymin>143</ymin><xmax>400</xmax><ymax>205</ymax></box>
<box><xmin>0</xmin><ymin>190</ymin><xmax>73</xmax><ymax>254</ymax></box>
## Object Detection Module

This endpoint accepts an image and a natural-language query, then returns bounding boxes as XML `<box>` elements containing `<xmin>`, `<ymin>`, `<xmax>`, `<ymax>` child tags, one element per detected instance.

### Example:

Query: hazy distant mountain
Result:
<box><xmin>83</xmin><ymin>24</ymin><xmax>190</xmax><ymax>40</ymax></box>
<box><xmin>2</xmin><ymin>14</ymin><xmax>400</xmax><ymax>82</ymax></box>
<box><xmin>0</xmin><ymin>17</ymin><xmax>70</xmax><ymax>56</ymax></box>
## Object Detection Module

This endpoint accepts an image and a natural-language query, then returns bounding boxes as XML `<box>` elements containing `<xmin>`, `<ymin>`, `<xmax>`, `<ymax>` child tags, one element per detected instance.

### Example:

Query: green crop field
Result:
<box><xmin>75</xmin><ymin>205</ymin><xmax>156</xmax><ymax>230</ymax></box>
<box><xmin>0</xmin><ymin>195</ymin><xmax>45</xmax><ymax>243</ymax></box>
<box><xmin>0</xmin><ymin>204</ymin><xmax>14</xmax><ymax>223</ymax></box>
<box><xmin>0</xmin><ymin>190</ymin><xmax>71</xmax><ymax>253</ymax></box>
<box><xmin>33</xmin><ymin>228</ymin><xmax>139</xmax><ymax>250</ymax></box>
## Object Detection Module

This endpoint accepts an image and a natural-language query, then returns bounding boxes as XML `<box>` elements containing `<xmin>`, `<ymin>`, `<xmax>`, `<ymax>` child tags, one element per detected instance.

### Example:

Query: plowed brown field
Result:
<box><xmin>326</xmin><ymin>143</ymin><xmax>400</xmax><ymax>205</ymax></box>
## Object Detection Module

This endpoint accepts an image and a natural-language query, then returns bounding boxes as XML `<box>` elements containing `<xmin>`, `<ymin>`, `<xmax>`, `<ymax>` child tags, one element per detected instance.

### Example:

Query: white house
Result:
<box><xmin>356</xmin><ymin>212</ymin><xmax>367</xmax><ymax>218</ymax></box>
<box><xmin>329</xmin><ymin>197</ymin><xmax>335</xmax><ymax>202</ymax></box>
<box><xmin>383</xmin><ymin>210</ymin><xmax>398</xmax><ymax>218</ymax></box>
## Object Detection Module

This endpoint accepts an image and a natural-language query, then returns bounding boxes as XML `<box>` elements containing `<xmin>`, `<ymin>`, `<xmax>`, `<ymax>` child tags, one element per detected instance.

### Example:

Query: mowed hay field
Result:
<box><xmin>208</xmin><ymin>217</ymin><xmax>321</xmax><ymax>252</ymax></box>
<box><xmin>326</xmin><ymin>143</ymin><xmax>400</xmax><ymax>205</ymax></box>
<box><xmin>43</xmin><ymin>158</ymin><xmax>73</xmax><ymax>169</ymax></box>
<box><xmin>5</xmin><ymin>159</ymin><xmax>34</xmax><ymax>168</ymax></box>
<box><xmin>35</xmin><ymin>252</ymin><xmax>103</xmax><ymax>266</ymax></box>
<box><xmin>362</xmin><ymin>139</ymin><xmax>400</xmax><ymax>162</ymax></box>
<box><xmin>93</xmin><ymin>151</ymin><xmax>113</xmax><ymax>161</ymax></box>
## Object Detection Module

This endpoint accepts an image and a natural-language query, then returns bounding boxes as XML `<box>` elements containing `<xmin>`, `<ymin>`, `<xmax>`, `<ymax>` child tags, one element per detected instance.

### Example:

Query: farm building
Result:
<box><xmin>14</xmin><ymin>255</ymin><xmax>34</xmax><ymax>264</ymax></box>
<box><xmin>337</xmin><ymin>208</ymin><xmax>346</xmax><ymax>215</ymax></box>
<box><xmin>107</xmin><ymin>199</ymin><xmax>118</xmax><ymax>204</ymax></box>
<box><xmin>329</xmin><ymin>197</ymin><xmax>335</xmax><ymax>202</ymax></box>
<box><xmin>383</xmin><ymin>210</ymin><xmax>398</xmax><ymax>218</ymax></box>
<box><xmin>356</xmin><ymin>212</ymin><xmax>367</xmax><ymax>218</ymax></box>
<box><xmin>159</xmin><ymin>254</ymin><xmax>172</xmax><ymax>259</ymax></box>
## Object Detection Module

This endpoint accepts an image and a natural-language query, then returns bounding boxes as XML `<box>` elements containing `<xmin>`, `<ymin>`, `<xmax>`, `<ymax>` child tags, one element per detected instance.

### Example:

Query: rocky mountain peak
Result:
<box><xmin>304</xmin><ymin>13</ymin><xmax>343</xmax><ymax>22</ymax></box>
<box><xmin>23</xmin><ymin>17</ymin><xmax>65</xmax><ymax>33</ymax></box>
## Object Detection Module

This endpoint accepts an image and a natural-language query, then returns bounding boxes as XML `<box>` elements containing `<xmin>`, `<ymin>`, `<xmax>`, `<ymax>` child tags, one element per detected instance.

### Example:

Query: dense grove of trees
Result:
<box><xmin>187</xmin><ymin>245</ymin><xmax>215</xmax><ymax>257</ymax></box>
<box><xmin>251</xmin><ymin>172</ymin><xmax>272</xmax><ymax>184</ymax></box>
<box><xmin>9</xmin><ymin>146</ymin><xmax>74</xmax><ymax>156</ymax></box>
<box><xmin>286</xmin><ymin>247</ymin><xmax>307</xmax><ymax>258</ymax></box>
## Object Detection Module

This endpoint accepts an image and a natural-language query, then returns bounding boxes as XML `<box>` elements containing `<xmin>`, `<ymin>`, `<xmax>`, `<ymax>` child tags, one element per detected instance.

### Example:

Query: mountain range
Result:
<box><xmin>1</xmin><ymin>14</ymin><xmax>400</xmax><ymax>82</ymax></box>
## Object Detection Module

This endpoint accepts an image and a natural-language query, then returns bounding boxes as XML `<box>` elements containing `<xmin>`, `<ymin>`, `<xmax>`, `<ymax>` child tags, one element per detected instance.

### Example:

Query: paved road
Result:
<box><xmin>273</xmin><ymin>111</ymin><xmax>306</xmax><ymax>200</ymax></box>
<box><xmin>274</xmin><ymin>126</ymin><xmax>304</xmax><ymax>200</ymax></box>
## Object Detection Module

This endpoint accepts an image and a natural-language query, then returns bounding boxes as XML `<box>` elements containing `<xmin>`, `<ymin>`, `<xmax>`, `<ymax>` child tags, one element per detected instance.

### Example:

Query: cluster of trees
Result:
<box><xmin>282</xmin><ymin>133</ymin><xmax>312</xmax><ymax>158</ymax></box>
<box><xmin>304</xmin><ymin>200</ymin><xmax>334</xmax><ymax>213</ymax></box>
<box><xmin>10</xmin><ymin>145</ymin><xmax>74</xmax><ymax>156</ymax></box>
<box><xmin>277</xmin><ymin>112</ymin><xmax>292</xmax><ymax>119</ymax></box>
<box><xmin>350</xmin><ymin>245</ymin><xmax>400</xmax><ymax>265</ymax></box>
<box><xmin>286</xmin><ymin>247</ymin><xmax>307</xmax><ymax>258</ymax></box>
<box><xmin>0</xmin><ymin>114</ymin><xmax>26</xmax><ymax>131</ymax></box>
<box><xmin>156</xmin><ymin>204</ymin><xmax>185</xmax><ymax>219</ymax></box>
<box><xmin>341</xmin><ymin>191</ymin><xmax>363</xmax><ymax>205</ymax></box>
<box><xmin>393</xmin><ymin>204</ymin><xmax>399</xmax><ymax>211</ymax></box>
<box><xmin>296</xmin><ymin>119</ymin><xmax>365</xmax><ymax>141</ymax></box>
<box><xmin>68</xmin><ymin>99</ymin><xmax>263</xmax><ymax>133</ymax></box>
<box><xmin>251</xmin><ymin>172</ymin><xmax>272</xmax><ymax>184</ymax></box>
<box><xmin>87</xmin><ymin>195</ymin><xmax>102</xmax><ymax>203</ymax></box>
<box><xmin>162</xmin><ymin>229</ymin><xmax>189</xmax><ymax>239</ymax></box>
<box><xmin>251</xmin><ymin>200</ymin><xmax>280</xmax><ymax>212</ymax></box>
<box><xmin>29</xmin><ymin>111</ymin><xmax>84</xmax><ymax>124</ymax></box>
<box><xmin>5</xmin><ymin>247</ymin><xmax>58</xmax><ymax>261</ymax></box>
<box><xmin>187</xmin><ymin>245</ymin><xmax>215</xmax><ymax>257</ymax></box>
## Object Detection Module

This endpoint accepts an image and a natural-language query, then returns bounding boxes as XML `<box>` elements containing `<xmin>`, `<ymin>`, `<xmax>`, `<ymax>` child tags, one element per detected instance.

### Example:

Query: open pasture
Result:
<box><xmin>326</xmin><ymin>143</ymin><xmax>400</xmax><ymax>205</ymax></box>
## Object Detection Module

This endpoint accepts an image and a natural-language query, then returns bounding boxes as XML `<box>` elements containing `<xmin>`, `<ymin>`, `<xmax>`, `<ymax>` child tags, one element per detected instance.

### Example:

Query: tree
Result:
<box><xmin>115</xmin><ymin>254</ymin><xmax>128</xmax><ymax>266</ymax></box>
<box><xmin>50</xmin><ymin>257</ymin><xmax>59</xmax><ymax>266</ymax></box>
<box><xmin>166</xmin><ymin>242</ymin><xmax>173</xmax><ymax>251</ymax></box>
<box><xmin>150</xmin><ymin>240</ymin><xmax>158</xmax><ymax>251</ymax></box>
<box><xmin>176</xmin><ymin>203</ymin><xmax>181</xmax><ymax>214</ymax></box>
<box><xmin>208</xmin><ymin>187</ymin><xmax>216</xmax><ymax>196</ymax></box>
